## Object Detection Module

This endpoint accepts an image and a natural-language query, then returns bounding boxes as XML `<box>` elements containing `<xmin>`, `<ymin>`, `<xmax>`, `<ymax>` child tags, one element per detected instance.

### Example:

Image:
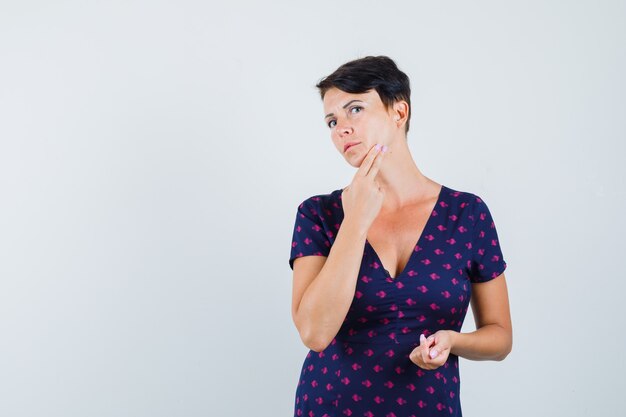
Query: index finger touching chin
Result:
<box><xmin>355</xmin><ymin>144</ymin><xmax>381</xmax><ymax>176</ymax></box>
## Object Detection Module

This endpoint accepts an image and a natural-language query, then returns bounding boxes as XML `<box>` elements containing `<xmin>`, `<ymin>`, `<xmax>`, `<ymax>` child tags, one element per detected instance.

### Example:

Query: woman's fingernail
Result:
<box><xmin>430</xmin><ymin>349</ymin><xmax>438</xmax><ymax>358</ymax></box>
<box><xmin>382</xmin><ymin>145</ymin><xmax>388</xmax><ymax>153</ymax></box>
<box><xmin>375</xmin><ymin>143</ymin><xmax>381</xmax><ymax>151</ymax></box>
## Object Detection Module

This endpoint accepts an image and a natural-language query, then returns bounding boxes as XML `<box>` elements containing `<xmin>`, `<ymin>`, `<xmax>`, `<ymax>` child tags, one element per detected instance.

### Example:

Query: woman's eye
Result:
<box><xmin>327</xmin><ymin>107</ymin><xmax>361</xmax><ymax>128</ymax></box>
<box><xmin>350</xmin><ymin>106</ymin><xmax>363</xmax><ymax>114</ymax></box>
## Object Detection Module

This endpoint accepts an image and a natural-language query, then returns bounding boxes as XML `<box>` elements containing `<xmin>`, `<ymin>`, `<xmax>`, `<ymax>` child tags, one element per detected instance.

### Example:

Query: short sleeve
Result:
<box><xmin>288</xmin><ymin>198</ymin><xmax>332</xmax><ymax>270</ymax></box>
<box><xmin>467</xmin><ymin>195</ymin><xmax>508</xmax><ymax>283</ymax></box>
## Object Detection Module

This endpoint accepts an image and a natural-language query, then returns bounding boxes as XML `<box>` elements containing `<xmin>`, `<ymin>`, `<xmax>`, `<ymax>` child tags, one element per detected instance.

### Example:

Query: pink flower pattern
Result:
<box><xmin>289</xmin><ymin>185</ymin><xmax>507</xmax><ymax>416</ymax></box>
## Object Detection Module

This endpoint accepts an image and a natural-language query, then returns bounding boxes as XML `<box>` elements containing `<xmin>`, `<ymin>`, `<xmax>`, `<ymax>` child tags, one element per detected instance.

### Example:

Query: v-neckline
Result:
<box><xmin>365</xmin><ymin>184</ymin><xmax>446</xmax><ymax>280</ymax></box>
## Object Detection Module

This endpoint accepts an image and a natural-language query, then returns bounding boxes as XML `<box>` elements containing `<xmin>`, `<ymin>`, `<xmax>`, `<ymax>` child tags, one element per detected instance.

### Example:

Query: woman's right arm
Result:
<box><xmin>292</xmin><ymin>144</ymin><xmax>387</xmax><ymax>352</ymax></box>
<box><xmin>291</xmin><ymin>217</ymin><xmax>368</xmax><ymax>352</ymax></box>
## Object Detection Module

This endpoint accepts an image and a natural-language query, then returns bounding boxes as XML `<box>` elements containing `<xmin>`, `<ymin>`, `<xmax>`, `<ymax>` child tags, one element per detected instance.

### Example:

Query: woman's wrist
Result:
<box><xmin>340</xmin><ymin>216</ymin><xmax>369</xmax><ymax>239</ymax></box>
<box><xmin>445</xmin><ymin>326</ymin><xmax>511</xmax><ymax>361</ymax></box>
<box><xmin>447</xmin><ymin>330</ymin><xmax>459</xmax><ymax>352</ymax></box>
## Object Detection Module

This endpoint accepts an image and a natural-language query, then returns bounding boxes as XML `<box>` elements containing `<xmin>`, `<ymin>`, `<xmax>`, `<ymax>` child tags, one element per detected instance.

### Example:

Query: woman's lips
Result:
<box><xmin>344</xmin><ymin>142</ymin><xmax>360</xmax><ymax>152</ymax></box>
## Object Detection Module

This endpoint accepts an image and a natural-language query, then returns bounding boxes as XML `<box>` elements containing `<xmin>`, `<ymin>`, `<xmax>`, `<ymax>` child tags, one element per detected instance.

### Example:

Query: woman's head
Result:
<box><xmin>316</xmin><ymin>55</ymin><xmax>412</xmax><ymax>134</ymax></box>
<box><xmin>316</xmin><ymin>56</ymin><xmax>412</xmax><ymax>166</ymax></box>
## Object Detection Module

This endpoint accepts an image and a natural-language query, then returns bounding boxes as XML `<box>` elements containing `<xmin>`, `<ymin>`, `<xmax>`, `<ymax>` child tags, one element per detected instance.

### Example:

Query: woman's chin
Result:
<box><xmin>345</xmin><ymin>155</ymin><xmax>366</xmax><ymax>168</ymax></box>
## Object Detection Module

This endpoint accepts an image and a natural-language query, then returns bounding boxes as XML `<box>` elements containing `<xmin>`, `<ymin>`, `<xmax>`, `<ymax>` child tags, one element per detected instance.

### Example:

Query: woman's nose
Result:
<box><xmin>336</xmin><ymin>119</ymin><xmax>353</xmax><ymax>136</ymax></box>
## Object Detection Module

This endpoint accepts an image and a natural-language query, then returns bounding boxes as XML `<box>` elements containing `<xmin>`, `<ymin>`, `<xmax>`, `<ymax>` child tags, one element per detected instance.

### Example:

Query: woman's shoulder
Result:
<box><xmin>442</xmin><ymin>184</ymin><xmax>501</xmax><ymax>225</ymax></box>
<box><xmin>442</xmin><ymin>184</ymin><xmax>483</xmax><ymax>205</ymax></box>
<box><xmin>294</xmin><ymin>188</ymin><xmax>344</xmax><ymax>214</ymax></box>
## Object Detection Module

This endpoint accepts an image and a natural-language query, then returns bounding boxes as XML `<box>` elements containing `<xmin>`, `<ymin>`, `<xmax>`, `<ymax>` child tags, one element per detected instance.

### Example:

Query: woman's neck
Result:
<box><xmin>374</xmin><ymin>139</ymin><xmax>439</xmax><ymax>211</ymax></box>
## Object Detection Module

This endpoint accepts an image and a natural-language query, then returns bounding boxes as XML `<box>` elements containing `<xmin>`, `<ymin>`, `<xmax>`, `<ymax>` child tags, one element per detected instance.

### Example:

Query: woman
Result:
<box><xmin>288</xmin><ymin>55</ymin><xmax>512</xmax><ymax>417</ymax></box>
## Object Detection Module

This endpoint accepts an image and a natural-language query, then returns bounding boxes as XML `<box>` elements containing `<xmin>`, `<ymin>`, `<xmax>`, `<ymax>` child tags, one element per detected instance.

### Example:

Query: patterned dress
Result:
<box><xmin>288</xmin><ymin>184</ymin><xmax>507</xmax><ymax>417</ymax></box>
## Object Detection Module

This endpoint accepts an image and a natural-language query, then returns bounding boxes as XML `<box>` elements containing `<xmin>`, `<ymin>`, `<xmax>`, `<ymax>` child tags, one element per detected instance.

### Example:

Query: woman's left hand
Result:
<box><xmin>409</xmin><ymin>330</ymin><xmax>455</xmax><ymax>370</ymax></box>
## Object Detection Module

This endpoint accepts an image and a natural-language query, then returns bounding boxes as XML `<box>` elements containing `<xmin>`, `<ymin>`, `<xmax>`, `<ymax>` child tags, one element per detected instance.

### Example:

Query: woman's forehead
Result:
<box><xmin>323</xmin><ymin>88</ymin><xmax>381</xmax><ymax>111</ymax></box>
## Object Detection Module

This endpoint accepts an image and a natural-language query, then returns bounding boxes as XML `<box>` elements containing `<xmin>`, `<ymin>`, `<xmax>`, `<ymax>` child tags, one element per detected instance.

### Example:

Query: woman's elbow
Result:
<box><xmin>308</xmin><ymin>342</ymin><xmax>328</xmax><ymax>353</ymax></box>
<box><xmin>296</xmin><ymin>318</ymin><xmax>333</xmax><ymax>352</ymax></box>
<box><xmin>302</xmin><ymin>333</ymin><xmax>331</xmax><ymax>352</ymax></box>
<box><xmin>496</xmin><ymin>337</ymin><xmax>513</xmax><ymax>361</ymax></box>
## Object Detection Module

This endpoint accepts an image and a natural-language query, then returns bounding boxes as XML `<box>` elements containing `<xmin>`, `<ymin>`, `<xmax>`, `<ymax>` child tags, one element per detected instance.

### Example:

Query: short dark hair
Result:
<box><xmin>315</xmin><ymin>55</ymin><xmax>412</xmax><ymax>134</ymax></box>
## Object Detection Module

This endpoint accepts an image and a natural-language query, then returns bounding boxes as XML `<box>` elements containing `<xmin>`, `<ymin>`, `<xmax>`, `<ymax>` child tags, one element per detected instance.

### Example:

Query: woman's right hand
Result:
<box><xmin>341</xmin><ymin>144</ymin><xmax>387</xmax><ymax>234</ymax></box>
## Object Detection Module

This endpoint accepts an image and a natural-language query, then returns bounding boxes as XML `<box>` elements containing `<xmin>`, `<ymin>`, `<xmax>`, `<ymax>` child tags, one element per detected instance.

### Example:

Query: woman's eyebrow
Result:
<box><xmin>324</xmin><ymin>100</ymin><xmax>364</xmax><ymax>119</ymax></box>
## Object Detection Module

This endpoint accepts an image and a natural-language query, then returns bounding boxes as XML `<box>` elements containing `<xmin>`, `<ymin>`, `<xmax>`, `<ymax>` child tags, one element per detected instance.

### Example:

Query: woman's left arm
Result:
<box><xmin>449</xmin><ymin>273</ymin><xmax>513</xmax><ymax>361</ymax></box>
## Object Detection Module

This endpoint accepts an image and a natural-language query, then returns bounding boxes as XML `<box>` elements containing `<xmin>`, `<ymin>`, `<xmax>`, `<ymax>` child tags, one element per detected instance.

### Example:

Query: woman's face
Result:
<box><xmin>322</xmin><ymin>87</ymin><xmax>400</xmax><ymax>167</ymax></box>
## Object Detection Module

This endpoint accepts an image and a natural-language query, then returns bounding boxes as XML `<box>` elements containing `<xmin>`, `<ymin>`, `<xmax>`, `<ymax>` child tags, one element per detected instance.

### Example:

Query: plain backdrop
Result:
<box><xmin>1</xmin><ymin>1</ymin><xmax>625</xmax><ymax>416</ymax></box>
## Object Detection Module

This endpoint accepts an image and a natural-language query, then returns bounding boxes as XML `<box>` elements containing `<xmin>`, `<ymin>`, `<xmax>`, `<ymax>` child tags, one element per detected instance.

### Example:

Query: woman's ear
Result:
<box><xmin>393</xmin><ymin>101</ymin><xmax>409</xmax><ymax>124</ymax></box>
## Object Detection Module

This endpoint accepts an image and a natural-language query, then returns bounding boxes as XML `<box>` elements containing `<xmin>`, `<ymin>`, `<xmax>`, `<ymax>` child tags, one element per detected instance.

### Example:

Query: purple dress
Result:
<box><xmin>288</xmin><ymin>185</ymin><xmax>507</xmax><ymax>417</ymax></box>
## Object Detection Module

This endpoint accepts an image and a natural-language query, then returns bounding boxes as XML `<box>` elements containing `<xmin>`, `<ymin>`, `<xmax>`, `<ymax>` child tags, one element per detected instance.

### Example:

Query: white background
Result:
<box><xmin>1</xmin><ymin>1</ymin><xmax>624</xmax><ymax>416</ymax></box>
